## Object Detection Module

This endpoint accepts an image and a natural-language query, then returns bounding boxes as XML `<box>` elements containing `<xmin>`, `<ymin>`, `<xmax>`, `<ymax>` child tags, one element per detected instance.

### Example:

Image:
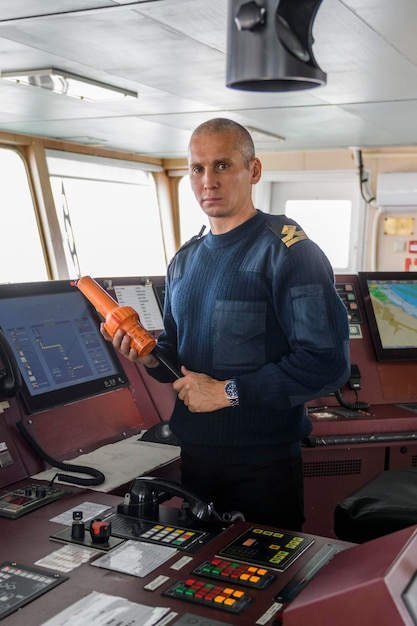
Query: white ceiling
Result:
<box><xmin>0</xmin><ymin>0</ymin><xmax>417</xmax><ymax>158</ymax></box>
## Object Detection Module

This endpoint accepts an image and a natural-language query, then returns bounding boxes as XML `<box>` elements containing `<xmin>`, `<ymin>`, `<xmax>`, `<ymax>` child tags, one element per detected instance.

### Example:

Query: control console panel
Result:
<box><xmin>0</xmin><ymin>483</ymin><xmax>70</xmax><ymax>519</ymax></box>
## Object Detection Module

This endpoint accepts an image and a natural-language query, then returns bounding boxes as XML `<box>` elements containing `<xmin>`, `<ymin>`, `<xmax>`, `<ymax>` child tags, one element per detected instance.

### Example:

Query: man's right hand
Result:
<box><xmin>100</xmin><ymin>324</ymin><xmax>159</xmax><ymax>368</ymax></box>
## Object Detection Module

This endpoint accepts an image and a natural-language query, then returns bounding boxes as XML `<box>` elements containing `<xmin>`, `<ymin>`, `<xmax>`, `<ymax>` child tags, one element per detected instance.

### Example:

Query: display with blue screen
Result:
<box><xmin>358</xmin><ymin>272</ymin><xmax>417</xmax><ymax>361</ymax></box>
<box><xmin>0</xmin><ymin>280</ymin><xmax>129</xmax><ymax>413</ymax></box>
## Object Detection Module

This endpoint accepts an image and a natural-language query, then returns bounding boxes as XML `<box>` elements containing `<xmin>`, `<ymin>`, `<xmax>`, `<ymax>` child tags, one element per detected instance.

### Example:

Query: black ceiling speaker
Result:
<box><xmin>226</xmin><ymin>0</ymin><xmax>326</xmax><ymax>91</ymax></box>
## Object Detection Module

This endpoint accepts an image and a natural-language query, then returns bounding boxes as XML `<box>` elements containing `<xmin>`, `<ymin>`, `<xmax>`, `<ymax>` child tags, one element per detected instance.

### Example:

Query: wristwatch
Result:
<box><xmin>224</xmin><ymin>379</ymin><xmax>239</xmax><ymax>407</ymax></box>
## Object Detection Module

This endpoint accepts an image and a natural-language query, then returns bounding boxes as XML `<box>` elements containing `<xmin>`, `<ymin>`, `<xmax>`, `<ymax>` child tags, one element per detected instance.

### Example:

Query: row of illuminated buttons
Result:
<box><xmin>195</xmin><ymin>558</ymin><xmax>275</xmax><ymax>589</ymax></box>
<box><xmin>141</xmin><ymin>524</ymin><xmax>196</xmax><ymax>546</ymax></box>
<box><xmin>163</xmin><ymin>578</ymin><xmax>252</xmax><ymax>614</ymax></box>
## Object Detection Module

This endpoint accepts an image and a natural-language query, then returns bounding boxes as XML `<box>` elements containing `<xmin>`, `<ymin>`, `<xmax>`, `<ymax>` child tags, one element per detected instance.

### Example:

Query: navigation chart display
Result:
<box><xmin>368</xmin><ymin>280</ymin><xmax>417</xmax><ymax>348</ymax></box>
<box><xmin>359</xmin><ymin>272</ymin><xmax>417</xmax><ymax>361</ymax></box>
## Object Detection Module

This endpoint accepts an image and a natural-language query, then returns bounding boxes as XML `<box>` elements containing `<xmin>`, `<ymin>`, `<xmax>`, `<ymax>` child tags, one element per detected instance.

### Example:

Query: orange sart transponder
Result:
<box><xmin>77</xmin><ymin>275</ymin><xmax>156</xmax><ymax>357</ymax></box>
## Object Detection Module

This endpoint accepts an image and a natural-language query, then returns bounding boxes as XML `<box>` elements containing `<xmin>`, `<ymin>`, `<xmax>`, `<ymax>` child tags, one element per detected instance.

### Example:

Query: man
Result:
<box><xmin>104</xmin><ymin>118</ymin><xmax>350</xmax><ymax>530</ymax></box>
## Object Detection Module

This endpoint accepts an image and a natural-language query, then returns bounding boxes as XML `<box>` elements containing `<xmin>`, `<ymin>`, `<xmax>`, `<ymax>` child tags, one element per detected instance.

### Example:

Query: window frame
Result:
<box><xmin>0</xmin><ymin>144</ymin><xmax>53</xmax><ymax>282</ymax></box>
<box><xmin>45</xmin><ymin>149</ymin><xmax>167</xmax><ymax>279</ymax></box>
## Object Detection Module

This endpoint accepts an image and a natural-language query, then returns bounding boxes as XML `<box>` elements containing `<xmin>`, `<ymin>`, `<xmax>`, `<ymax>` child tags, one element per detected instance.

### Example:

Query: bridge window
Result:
<box><xmin>265</xmin><ymin>173</ymin><xmax>364</xmax><ymax>273</ymax></box>
<box><xmin>47</xmin><ymin>151</ymin><xmax>166</xmax><ymax>278</ymax></box>
<box><xmin>0</xmin><ymin>148</ymin><xmax>49</xmax><ymax>283</ymax></box>
<box><xmin>286</xmin><ymin>199</ymin><xmax>352</xmax><ymax>269</ymax></box>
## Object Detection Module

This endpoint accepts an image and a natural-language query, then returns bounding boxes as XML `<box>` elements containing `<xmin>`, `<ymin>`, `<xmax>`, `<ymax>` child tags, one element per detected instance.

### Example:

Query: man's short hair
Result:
<box><xmin>190</xmin><ymin>118</ymin><xmax>255</xmax><ymax>168</ymax></box>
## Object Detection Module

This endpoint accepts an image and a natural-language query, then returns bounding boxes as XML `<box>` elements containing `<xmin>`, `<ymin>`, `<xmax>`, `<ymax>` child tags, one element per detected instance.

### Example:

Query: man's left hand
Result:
<box><xmin>173</xmin><ymin>366</ymin><xmax>230</xmax><ymax>413</ymax></box>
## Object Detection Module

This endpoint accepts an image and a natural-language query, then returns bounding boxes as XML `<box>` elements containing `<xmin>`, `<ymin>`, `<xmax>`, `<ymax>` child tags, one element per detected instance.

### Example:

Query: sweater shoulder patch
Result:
<box><xmin>280</xmin><ymin>224</ymin><xmax>308</xmax><ymax>248</ymax></box>
<box><xmin>265</xmin><ymin>217</ymin><xmax>308</xmax><ymax>248</ymax></box>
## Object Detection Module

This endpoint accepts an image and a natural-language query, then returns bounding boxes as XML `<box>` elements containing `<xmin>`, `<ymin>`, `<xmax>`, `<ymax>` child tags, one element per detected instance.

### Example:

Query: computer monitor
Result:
<box><xmin>0</xmin><ymin>280</ymin><xmax>129</xmax><ymax>414</ymax></box>
<box><xmin>358</xmin><ymin>272</ymin><xmax>417</xmax><ymax>362</ymax></box>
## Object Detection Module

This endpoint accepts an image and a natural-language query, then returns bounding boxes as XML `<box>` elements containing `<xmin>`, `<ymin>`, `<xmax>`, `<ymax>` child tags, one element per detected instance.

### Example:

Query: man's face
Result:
<box><xmin>188</xmin><ymin>131</ymin><xmax>260</xmax><ymax>224</ymax></box>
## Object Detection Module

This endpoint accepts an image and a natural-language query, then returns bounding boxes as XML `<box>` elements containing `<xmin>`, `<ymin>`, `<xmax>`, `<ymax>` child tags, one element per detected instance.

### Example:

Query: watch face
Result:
<box><xmin>225</xmin><ymin>380</ymin><xmax>238</xmax><ymax>399</ymax></box>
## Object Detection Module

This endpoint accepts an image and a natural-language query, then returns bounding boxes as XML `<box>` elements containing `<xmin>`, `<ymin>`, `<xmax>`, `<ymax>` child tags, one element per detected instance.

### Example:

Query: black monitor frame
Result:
<box><xmin>0</xmin><ymin>279</ymin><xmax>129</xmax><ymax>414</ymax></box>
<box><xmin>358</xmin><ymin>271</ymin><xmax>417</xmax><ymax>362</ymax></box>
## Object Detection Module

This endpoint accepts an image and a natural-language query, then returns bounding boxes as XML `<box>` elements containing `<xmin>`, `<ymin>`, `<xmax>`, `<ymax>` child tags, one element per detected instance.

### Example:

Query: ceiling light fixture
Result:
<box><xmin>1</xmin><ymin>68</ymin><xmax>138</xmax><ymax>101</ymax></box>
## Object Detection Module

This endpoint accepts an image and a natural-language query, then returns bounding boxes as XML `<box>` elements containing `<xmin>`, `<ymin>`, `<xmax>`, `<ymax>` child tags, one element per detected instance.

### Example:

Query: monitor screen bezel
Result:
<box><xmin>358</xmin><ymin>271</ymin><xmax>417</xmax><ymax>362</ymax></box>
<box><xmin>0</xmin><ymin>279</ymin><xmax>129</xmax><ymax>414</ymax></box>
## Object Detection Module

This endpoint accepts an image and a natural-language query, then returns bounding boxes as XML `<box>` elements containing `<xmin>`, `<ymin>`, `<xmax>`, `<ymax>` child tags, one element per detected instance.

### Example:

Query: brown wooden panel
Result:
<box><xmin>5</xmin><ymin>388</ymin><xmax>146</xmax><ymax>479</ymax></box>
<box><xmin>302</xmin><ymin>446</ymin><xmax>386</xmax><ymax>538</ymax></box>
<box><xmin>22</xmin><ymin>388</ymin><xmax>144</xmax><ymax>460</ymax></box>
<box><xmin>377</xmin><ymin>362</ymin><xmax>417</xmax><ymax>403</ymax></box>
<box><xmin>0</xmin><ymin>413</ymin><xmax>28</xmax><ymax>488</ymax></box>
<box><xmin>389</xmin><ymin>443</ymin><xmax>417</xmax><ymax>470</ymax></box>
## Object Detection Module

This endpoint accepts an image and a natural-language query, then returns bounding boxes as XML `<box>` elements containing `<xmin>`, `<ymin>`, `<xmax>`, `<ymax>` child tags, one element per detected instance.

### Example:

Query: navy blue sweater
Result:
<box><xmin>147</xmin><ymin>210</ymin><xmax>350</xmax><ymax>463</ymax></box>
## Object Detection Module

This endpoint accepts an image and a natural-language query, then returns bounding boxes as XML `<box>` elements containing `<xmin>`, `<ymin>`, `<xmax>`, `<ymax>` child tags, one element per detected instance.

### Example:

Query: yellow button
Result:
<box><xmin>214</xmin><ymin>595</ymin><xmax>226</xmax><ymax>604</ymax></box>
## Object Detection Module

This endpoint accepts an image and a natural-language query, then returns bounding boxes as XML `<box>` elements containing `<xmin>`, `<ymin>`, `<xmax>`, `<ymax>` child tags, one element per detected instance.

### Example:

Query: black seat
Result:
<box><xmin>334</xmin><ymin>468</ymin><xmax>417</xmax><ymax>543</ymax></box>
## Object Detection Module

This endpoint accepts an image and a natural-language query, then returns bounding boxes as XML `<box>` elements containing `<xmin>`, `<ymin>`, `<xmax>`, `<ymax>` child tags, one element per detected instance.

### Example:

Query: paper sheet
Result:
<box><xmin>39</xmin><ymin>590</ymin><xmax>170</xmax><ymax>626</ymax></box>
<box><xmin>50</xmin><ymin>501</ymin><xmax>112</xmax><ymax>525</ymax></box>
<box><xmin>32</xmin><ymin>436</ymin><xmax>180</xmax><ymax>492</ymax></box>
<box><xmin>35</xmin><ymin>543</ymin><xmax>96</xmax><ymax>573</ymax></box>
<box><xmin>114</xmin><ymin>284</ymin><xmax>163</xmax><ymax>331</ymax></box>
<box><xmin>91</xmin><ymin>539</ymin><xmax>177</xmax><ymax>578</ymax></box>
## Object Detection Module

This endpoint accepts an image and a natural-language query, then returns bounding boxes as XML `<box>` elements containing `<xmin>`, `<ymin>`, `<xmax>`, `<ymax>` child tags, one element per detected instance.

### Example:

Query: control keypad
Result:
<box><xmin>193</xmin><ymin>558</ymin><xmax>275</xmax><ymax>589</ymax></box>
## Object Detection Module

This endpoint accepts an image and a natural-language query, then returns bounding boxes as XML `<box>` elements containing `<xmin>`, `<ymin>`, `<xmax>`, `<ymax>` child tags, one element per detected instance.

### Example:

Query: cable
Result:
<box><xmin>335</xmin><ymin>388</ymin><xmax>370</xmax><ymax>412</ymax></box>
<box><xmin>353</xmin><ymin>148</ymin><xmax>376</xmax><ymax>206</ymax></box>
<box><xmin>16</xmin><ymin>403</ymin><xmax>105</xmax><ymax>487</ymax></box>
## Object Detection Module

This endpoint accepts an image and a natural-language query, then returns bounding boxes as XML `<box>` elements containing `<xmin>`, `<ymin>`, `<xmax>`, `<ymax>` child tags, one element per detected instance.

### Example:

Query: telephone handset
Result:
<box><xmin>335</xmin><ymin>363</ymin><xmax>370</xmax><ymax>411</ymax></box>
<box><xmin>127</xmin><ymin>476</ymin><xmax>215</xmax><ymax>522</ymax></box>
<box><xmin>121</xmin><ymin>476</ymin><xmax>244</xmax><ymax>525</ymax></box>
<box><xmin>0</xmin><ymin>329</ymin><xmax>22</xmax><ymax>398</ymax></box>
